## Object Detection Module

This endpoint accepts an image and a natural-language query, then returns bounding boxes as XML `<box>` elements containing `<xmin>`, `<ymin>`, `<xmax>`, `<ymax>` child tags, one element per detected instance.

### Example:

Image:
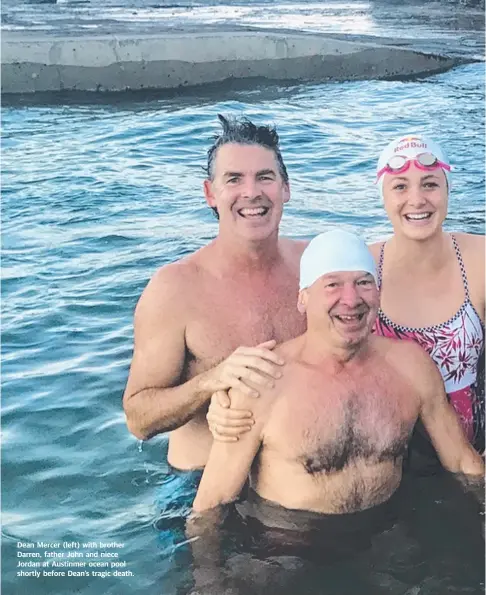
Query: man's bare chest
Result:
<box><xmin>264</xmin><ymin>367</ymin><xmax>420</xmax><ymax>473</ymax></box>
<box><xmin>184</xmin><ymin>283</ymin><xmax>306</xmax><ymax>376</ymax></box>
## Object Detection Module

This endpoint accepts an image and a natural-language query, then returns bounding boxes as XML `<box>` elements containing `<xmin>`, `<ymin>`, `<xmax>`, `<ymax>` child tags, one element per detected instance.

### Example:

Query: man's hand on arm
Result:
<box><xmin>204</xmin><ymin>346</ymin><xmax>285</xmax><ymax>442</ymax></box>
<box><xmin>200</xmin><ymin>340</ymin><xmax>284</xmax><ymax>398</ymax></box>
<box><xmin>206</xmin><ymin>390</ymin><xmax>254</xmax><ymax>443</ymax></box>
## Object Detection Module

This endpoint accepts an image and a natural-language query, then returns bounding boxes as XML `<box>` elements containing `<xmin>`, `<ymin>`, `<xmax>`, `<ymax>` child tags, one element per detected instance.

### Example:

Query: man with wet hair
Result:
<box><xmin>193</xmin><ymin>231</ymin><xmax>484</xmax><ymax>515</ymax></box>
<box><xmin>123</xmin><ymin>115</ymin><xmax>306</xmax><ymax>483</ymax></box>
<box><xmin>204</xmin><ymin>115</ymin><xmax>290</xmax><ymax>220</ymax></box>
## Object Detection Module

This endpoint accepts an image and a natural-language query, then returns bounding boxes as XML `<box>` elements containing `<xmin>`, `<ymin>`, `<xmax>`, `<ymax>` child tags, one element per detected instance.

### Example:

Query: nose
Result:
<box><xmin>241</xmin><ymin>178</ymin><xmax>260</xmax><ymax>199</ymax></box>
<box><xmin>339</xmin><ymin>283</ymin><xmax>361</xmax><ymax>308</ymax></box>
<box><xmin>406</xmin><ymin>183</ymin><xmax>427</xmax><ymax>208</ymax></box>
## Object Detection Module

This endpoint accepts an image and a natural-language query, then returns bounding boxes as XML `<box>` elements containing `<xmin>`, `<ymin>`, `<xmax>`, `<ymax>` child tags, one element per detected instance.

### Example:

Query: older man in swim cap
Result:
<box><xmin>193</xmin><ymin>230</ymin><xmax>483</xmax><ymax>515</ymax></box>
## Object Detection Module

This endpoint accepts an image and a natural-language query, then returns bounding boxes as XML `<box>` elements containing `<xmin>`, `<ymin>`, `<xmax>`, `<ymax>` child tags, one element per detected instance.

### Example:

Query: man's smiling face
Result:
<box><xmin>204</xmin><ymin>143</ymin><xmax>290</xmax><ymax>241</ymax></box>
<box><xmin>300</xmin><ymin>270</ymin><xmax>379</xmax><ymax>349</ymax></box>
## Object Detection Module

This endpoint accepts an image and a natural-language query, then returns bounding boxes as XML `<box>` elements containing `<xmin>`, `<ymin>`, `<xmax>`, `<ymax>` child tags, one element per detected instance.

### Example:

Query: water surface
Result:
<box><xmin>1</xmin><ymin>4</ymin><xmax>485</xmax><ymax>594</ymax></box>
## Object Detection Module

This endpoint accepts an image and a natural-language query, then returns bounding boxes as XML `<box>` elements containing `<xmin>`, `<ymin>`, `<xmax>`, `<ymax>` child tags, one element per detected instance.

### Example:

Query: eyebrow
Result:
<box><xmin>390</xmin><ymin>173</ymin><xmax>440</xmax><ymax>182</ymax></box>
<box><xmin>222</xmin><ymin>169</ymin><xmax>277</xmax><ymax>178</ymax></box>
<box><xmin>323</xmin><ymin>272</ymin><xmax>373</xmax><ymax>280</ymax></box>
<box><xmin>420</xmin><ymin>174</ymin><xmax>440</xmax><ymax>180</ymax></box>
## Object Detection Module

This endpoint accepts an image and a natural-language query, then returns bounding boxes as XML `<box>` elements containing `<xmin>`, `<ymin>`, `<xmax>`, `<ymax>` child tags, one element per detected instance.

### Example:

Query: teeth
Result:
<box><xmin>339</xmin><ymin>315</ymin><xmax>359</xmax><ymax>321</ymax></box>
<box><xmin>239</xmin><ymin>207</ymin><xmax>267</xmax><ymax>216</ymax></box>
<box><xmin>406</xmin><ymin>213</ymin><xmax>430</xmax><ymax>220</ymax></box>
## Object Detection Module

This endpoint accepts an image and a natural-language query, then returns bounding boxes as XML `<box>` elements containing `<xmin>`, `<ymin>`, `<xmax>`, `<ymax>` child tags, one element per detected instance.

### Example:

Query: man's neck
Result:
<box><xmin>298</xmin><ymin>329</ymin><xmax>369</xmax><ymax>368</ymax></box>
<box><xmin>212</xmin><ymin>230</ymin><xmax>281</xmax><ymax>272</ymax></box>
<box><xmin>387</xmin><ymin>230</ymin><xmax>451</xmax><ymax>273</ymax></box>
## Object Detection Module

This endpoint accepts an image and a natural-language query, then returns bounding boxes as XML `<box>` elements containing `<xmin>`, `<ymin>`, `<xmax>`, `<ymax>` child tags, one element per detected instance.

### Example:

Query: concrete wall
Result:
<box><xmin>1</xmin><ymin>31</ymin><xmax>461</xmax><ymax>94</ymax></box>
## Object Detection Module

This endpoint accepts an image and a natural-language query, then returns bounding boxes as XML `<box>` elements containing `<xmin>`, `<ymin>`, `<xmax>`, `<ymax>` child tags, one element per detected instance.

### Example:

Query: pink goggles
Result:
<box><xmin>376</xmin><ymin>152</ymin><xmax>451</xmax><ymax>182</ymax></box>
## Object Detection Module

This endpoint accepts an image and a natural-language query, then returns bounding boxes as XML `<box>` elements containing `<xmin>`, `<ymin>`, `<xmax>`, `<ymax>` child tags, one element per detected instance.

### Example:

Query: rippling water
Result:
<box><xmin>2</xmin><ymin>6</ymin><xmax>485</xmax><ymax>593</ymax></box>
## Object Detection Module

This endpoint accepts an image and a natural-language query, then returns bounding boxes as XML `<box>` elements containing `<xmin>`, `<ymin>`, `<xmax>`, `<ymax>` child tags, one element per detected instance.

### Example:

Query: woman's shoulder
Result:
<box><xmin>368</xmin><ymin>240</ymin><xmax>385</xmax><ymax>263</ymax></box>
<box><xmin>452</xmin><ymin>231</ymin><xmax>485</xmax><ymax>250</ymax></box>
<box><xmin>451</xmin><ymin>232</ymin><xmax>485</xmax><ymax>314</ymax></box>
<box><xmin>451</xmin><ymin>232</ymin><xmax>484</xmax><ymax>271</ymax></box>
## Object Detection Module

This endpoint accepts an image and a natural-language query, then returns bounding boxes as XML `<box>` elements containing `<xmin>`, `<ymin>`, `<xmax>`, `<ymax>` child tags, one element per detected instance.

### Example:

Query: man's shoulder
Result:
<box><xmin>373</xmin><ymin>336</ymin><xmax>441</xmax><ymax>394</ymax></box>
<box><xmin>146</xmin><ymin>260</ymin><xmax>195</xmax><ymax>297</ymax></box>
<box><xmin>373</xmin><ymin>335</ymin><xmax>435</xmax><ymax>373</ymax></box>
<box><xmin>274</xmin><ymin>335</ymin><xmax>303</xmax><ymax>359</ymax></box>
<box><xmin>135</xmin><ymin>251</ymin><xmax>206</xmax><ymax>319</ymax></box>
<box><xmin>280</xmin><ymin>237</ymin><xmax>309</xmax><ymax>259</ymax></box>
<box><xmin>287</xmin><ymin>237</ymin><xmax>310</xmax><ymax>250</ymax></box>
<box><xmin>148</xmin><ymin>242</ymin><xmax>216</xmax><ymax>291</ymax></box>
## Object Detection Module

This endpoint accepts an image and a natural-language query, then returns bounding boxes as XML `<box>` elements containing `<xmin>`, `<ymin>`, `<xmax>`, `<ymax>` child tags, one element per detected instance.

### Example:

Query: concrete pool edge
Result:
<box><xmin>1</xmin><ymin>30</ymin><xmax>471</xmax><ymax>95</ymax></box>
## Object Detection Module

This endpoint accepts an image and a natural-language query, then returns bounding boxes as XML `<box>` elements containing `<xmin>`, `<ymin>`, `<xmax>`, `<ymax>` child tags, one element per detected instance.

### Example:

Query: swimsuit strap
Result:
<box><xmin>377</xmin><ymin>242</ymin><xmax>386</xmax><ymax>290</ymax></box>
<box><xmin>378</xmin><ymin>235</ymin><xmax>470</xmax><ymax>299</ymax></box>
<box><xmin>451</xmin><ymin>234</ymin><xmax>471</xmax><ymax>301</ymax></box>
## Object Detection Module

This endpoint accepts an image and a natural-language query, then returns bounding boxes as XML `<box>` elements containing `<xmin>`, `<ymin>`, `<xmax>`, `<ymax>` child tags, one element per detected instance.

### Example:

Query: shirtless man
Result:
<box><xmin>193</xmin><ymin>230</ymin><xmax>484</xmax><ymax>514</ymax></box>
<box><xmin>123</xmin><ymin>115</ymin><xmax>306</xmax><ymax>472</ymax></box>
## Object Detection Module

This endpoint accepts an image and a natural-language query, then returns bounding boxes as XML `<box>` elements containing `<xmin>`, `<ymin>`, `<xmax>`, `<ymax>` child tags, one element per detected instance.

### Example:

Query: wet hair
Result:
<box><xmin>204</xmin><ymin>114</ymin><xmax>289</xmax><ymax>219</ymax></box>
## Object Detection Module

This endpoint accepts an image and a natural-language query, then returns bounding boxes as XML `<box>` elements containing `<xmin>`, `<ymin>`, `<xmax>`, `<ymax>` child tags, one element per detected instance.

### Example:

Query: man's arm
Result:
<box><xmin>123</xmin><ymin>264</ymin><xmax>203</xmax><ymax>439</ymax></box>
<box><xmin>416</xmin><ymin>347</ymin><xmax>484</xmax><ymax>477</ymax></box>
<box><xmin>206</xmin><ymin>390</ymin><xmax>257</xmax><ymax>442</ymax></box>
<box><xmin>123</xmin><ymin>265</ymin><xmax>283</xmax><ymax>440</ymax></box>
<box><xmin>193</xmin><ymin>387</ymin><xmax>271</xmax><ymax>512</ymax></box>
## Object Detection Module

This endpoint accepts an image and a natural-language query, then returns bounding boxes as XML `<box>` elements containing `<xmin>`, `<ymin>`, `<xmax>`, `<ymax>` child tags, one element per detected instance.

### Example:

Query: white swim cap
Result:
<box><xmin>300</xmin><ymin>230</ymin><xmax>377</xmax><ymax>290</ymax></box>
<box><xmin>376</xmin><ymin>134</ymin><xmax>451</xmax><ymax>198</ymax></box>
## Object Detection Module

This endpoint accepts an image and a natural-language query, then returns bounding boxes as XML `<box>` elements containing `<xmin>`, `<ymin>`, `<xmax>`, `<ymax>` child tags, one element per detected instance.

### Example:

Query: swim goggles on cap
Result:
<box><xmin>376</xmin><ymin>152</ymin><xmax>451</xmax><ymax>182</ymax></box>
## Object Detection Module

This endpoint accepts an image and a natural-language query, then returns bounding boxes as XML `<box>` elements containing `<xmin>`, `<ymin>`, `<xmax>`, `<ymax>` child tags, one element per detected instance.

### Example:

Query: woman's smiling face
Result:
<box><xmin>381</xmin><ymin>164</ymin><xmax>449</xmax><ymax>240</ymax></box>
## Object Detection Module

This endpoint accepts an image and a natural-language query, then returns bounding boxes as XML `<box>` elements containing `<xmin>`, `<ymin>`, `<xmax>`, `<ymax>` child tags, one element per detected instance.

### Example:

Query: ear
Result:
<box><xmin>283</xmin><ymin>181</ymin><xmax>290</xmax><ymax>204</ymax></box>
<box><xmin>203</xmin><ymin>179</ymin><xmax>216</xmax><ymax>208</ymax></box>
<box><xmin>297</xmin><ymin>288</ymin><xmax>307</xmax><ymax>314</ymax></box>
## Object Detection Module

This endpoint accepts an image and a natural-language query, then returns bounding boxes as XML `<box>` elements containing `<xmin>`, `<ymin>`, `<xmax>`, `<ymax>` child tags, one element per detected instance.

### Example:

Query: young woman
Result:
<box><xmin>371</xmin><ymin>134</ymin><xmax>485</xmax><ymax>454</ymax></box>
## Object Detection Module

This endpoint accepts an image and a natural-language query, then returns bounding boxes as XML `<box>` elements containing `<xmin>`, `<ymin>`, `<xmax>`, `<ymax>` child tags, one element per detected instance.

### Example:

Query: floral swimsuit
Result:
<box><xmin>373</xmin><ymin>235</ymin><xmax>485</xmax><ymax>453</ymax></box>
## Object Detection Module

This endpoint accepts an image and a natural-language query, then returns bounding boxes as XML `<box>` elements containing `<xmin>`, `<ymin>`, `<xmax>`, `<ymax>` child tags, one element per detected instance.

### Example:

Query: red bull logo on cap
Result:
<box><xmin>394</xmin><ymin>136</ymin><xmax>427</xmax><ymax>153</ymax></box>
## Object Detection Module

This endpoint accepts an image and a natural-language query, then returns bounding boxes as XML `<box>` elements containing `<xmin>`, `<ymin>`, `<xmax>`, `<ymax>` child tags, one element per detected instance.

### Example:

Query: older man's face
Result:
<box><xmin>301</xmin><ymin>271</ymin><xmax>379</xmax><ymax>349</ymax></box>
